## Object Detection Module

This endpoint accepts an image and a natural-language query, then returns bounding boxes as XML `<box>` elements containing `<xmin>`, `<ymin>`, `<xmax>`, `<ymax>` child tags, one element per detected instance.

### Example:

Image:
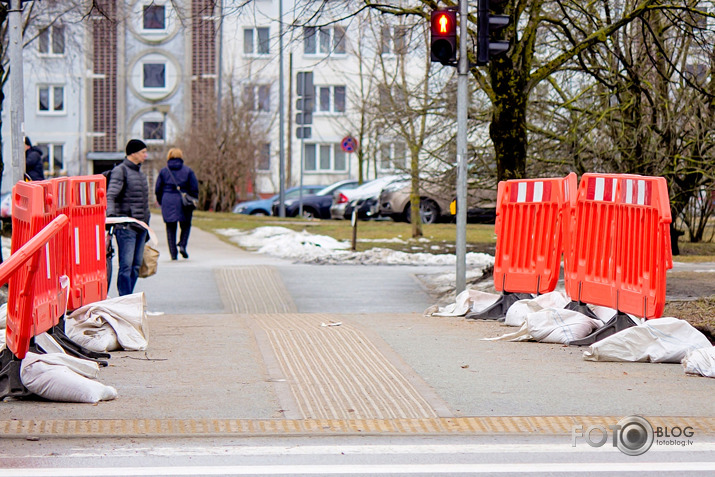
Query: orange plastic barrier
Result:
<box><xmin>493</xmin><ymin>173</ymin><xmax>577</xmax><ymax>294</ymax></box>
<box><xmin>564</xmin><ymin>174</ymin><xmax>672</xmax><ymax>318</ymax></box>
<box><xmin>63</xmin><ymin>175</ymin><xmax>108</xmax><ymax>309</ymax></box>
<box><xmin>2</xmin><ymin>215</ymin><xmax>69</xmax><ymax>359</ymax></box>
<box><xmin>9</xmin><ymin>181</ymin><xmax>71</xmax><ymax>351</ymax></box>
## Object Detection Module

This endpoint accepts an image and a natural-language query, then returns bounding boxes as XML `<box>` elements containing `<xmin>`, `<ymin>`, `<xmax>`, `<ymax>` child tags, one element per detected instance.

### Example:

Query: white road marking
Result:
<box><xmin>2</xmin><ymin>462</ymin><xmax>715</xmax><ymax>476</ymax></box>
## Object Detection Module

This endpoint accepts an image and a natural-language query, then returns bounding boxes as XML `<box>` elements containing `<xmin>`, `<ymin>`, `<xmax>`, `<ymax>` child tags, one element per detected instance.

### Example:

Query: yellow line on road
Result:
<box><xmin>1</xmin><ymin>416</ymin><xmax>712</xmax><ymax>438</ymax></box>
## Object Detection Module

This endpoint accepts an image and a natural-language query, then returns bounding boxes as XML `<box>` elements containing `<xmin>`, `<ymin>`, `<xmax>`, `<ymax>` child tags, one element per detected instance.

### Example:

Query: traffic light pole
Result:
<box><xmin>455</xmin><ymin>0</ymin><xmax>469</xmax><ymax>295</ymax></box>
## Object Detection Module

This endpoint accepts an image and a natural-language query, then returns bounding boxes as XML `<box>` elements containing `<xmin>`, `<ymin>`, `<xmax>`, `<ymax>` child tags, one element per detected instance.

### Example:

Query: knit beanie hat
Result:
<box><xmin>126</xmin><ymin>139</ymin><xmax>147</xmax><ymax>156</ymax></box>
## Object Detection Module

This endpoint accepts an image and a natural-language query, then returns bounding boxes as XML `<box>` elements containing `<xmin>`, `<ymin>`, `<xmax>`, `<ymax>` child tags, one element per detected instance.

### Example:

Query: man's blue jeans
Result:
<box><xmin>115</xmin><ymin>226</ymin><xmax>148</xmax><ymax>296</ymax></box>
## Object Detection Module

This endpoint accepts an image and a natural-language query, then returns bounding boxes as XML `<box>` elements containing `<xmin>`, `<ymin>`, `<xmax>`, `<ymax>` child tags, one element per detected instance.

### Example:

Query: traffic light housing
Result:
<box><xmin>477</xmin><ymin>0</ymin><xmax>510</xmax><ymax>66</ymax></box>
<box><xmin>430</xmin><ymin>9</ymin><xmax>457</xmax><ymax>65</ymax></box>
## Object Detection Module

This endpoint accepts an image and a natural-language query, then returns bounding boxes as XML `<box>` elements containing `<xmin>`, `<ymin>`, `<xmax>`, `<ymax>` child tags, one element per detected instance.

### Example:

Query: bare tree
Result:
<box><xmin>175</xmin><ymin>82</ymin><xmax>271</xmax><ymax>212</ymax></box>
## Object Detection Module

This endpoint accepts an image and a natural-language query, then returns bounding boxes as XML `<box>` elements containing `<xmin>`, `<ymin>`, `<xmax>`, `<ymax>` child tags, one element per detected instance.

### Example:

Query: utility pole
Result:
<box><xmin>8</xmin><ymin>0</ymin><xmax>26</xmax><ymax>185</ymax></box>
<box><xmin>278</xmin><ymin>0</ymin><xmax>286</xmax><ymax>217</ymax></box>
<box><xmin>455</xmin><ymin>0</ymin><xmax>469</xmax><ymax>294</ymax></box>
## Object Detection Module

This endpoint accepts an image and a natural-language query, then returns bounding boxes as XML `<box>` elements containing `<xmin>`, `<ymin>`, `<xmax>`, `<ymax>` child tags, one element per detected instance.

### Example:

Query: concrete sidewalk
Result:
<box><xmin>1</xmin><ymin>220</ymin><xmax>714</xmax><ymax>438</ymax></box>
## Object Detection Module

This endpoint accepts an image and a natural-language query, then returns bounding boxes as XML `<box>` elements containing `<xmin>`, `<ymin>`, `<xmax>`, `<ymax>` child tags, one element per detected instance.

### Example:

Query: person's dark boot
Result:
<box><xmin>179</xmin><ymin>245</ymin><xmax>188</xmax><ymax>259</ymax></box>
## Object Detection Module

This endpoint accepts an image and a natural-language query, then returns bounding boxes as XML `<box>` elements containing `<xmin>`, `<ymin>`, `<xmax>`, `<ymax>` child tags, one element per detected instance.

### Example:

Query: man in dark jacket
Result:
<box><xmin>24</xmin><ymin>137</ymin><xmax>45</xmax><ymax>181</ymax></box>
<box><xmin>107</xmin><ymin>139</ymin><xmax>150</xmax><ymax>296</ymax></box>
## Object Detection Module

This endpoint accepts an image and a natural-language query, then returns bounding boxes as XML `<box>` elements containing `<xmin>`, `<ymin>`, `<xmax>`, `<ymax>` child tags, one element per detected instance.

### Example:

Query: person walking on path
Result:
<box><xmin>24</xmin><ymin>137</ymin><xmax>45</xmax><ymax>181</ymax></box>
<box><xmin>107</xmin><ymin>139</ymin><xmax>151</xmax><ymax>295</ymax></box>
<box><xmin>155</xmin><ymin>147</ymin><xmax>199</xmax><ymax>260</ymax></box>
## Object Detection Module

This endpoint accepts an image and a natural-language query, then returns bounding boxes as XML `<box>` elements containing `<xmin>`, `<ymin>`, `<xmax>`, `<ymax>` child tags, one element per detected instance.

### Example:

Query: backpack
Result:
<box><xmin>103</xmin><ymin>163</ymin><xmax>126</xmax><ymax>198</ymax></box>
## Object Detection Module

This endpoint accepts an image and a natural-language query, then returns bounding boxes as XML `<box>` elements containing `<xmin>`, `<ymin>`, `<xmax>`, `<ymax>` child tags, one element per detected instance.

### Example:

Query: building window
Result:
<box><xmin>38</xmin><ymin>85</ymin><xmax>64</xmax><ymax>113</ymax></box>
<box><xmin>39</xmin><ymin>24</ymin><xmax>65</xmax><ymax>55</ymax></box>
<box><xmin>143</xmin><ymin>5</ymin><xmax>166</xmax><ymax>30</ymax></box>
<box><xmin>243</xmin><ymin>84</ymin><xmax>271</xmax><ymax>112</ymax></box>
<box><xmin>244</xmin><ymin>27</ymin><xmax>270</xmax><ymax>55</ymax></box>
<box><xmin>37</xmin><ymin>143</ymin><xmax>64</xmax><ymax>177</ymax></box>
<box><xmin>143</xmin><ymin>121</ymin><xmax>165</xmax><ymax>141</ymax></box>
<box><xmin>257</xmin><ymin>143</ymin><xmax>270</xmax><ymax>171</ymax></box>
<box><xmin>143</xmin><ymin>63</ymin><xmax>166</xmax><ymax>88</ymax></box>
<box><xmin>304</xmin><ymin>143</ymin><xmax>347</xmax><ymax>172</ymax></box>
<box><xmin>379</xmin><ymin>142</ymin><xmax>407</xmax><ymax>171</ymax></box>
<box><xmin>317</xmin><ymin>86</ymin><xmax>346</xmax><ymax>113</ymax></box>
<box><xmin>381</xmin><ymin>26</ymin><xmax>408</xmax><ymax>55</ymax></box>
<box><xmin>304</xmin><ymin>25</ymin><xmax>346</xmax><ymax>55</ymax></box>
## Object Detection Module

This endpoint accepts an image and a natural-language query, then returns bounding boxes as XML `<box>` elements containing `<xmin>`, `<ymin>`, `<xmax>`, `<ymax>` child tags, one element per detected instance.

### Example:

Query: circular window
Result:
<box><xmin>128</xmin><ymin>51</ymin><xmax>180</xmax><ymax>101</ymax></box>
<box><xmin>128</xmin><ymin>0</ymin><xmax>180</xmax><ymax>44</ymax></box>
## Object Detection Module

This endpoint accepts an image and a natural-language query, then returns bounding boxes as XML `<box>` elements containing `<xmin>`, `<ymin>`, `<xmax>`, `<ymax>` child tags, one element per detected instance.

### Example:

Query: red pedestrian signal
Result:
<box><xmin>430</xmin><ymin>9</ymin><xmax>457</xmax><ymax>65</ymax></box>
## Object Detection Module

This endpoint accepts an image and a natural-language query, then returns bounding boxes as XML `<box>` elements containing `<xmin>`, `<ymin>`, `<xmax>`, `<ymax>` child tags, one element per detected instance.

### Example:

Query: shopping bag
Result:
<box><xmin>138</xmin><ymin>244</ymin><xmax>159</xmax><ymax>278</ymax></box>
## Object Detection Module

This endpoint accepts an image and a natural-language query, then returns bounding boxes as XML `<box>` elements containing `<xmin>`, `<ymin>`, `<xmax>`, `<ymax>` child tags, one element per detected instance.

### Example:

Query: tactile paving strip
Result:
<box><xmin>1</xmin><ymin>416</ymin><xmax>712</xmax><ymax>438</ymax></box>
<box><xmin>216</xmin><ymin>266</ymin><xmax>297</xmax><ymax>313</ymax></box>
<box><xmin>251</xmin><ymin>313</ymin><xmax>439</xmax><ymax>420</ymax></box>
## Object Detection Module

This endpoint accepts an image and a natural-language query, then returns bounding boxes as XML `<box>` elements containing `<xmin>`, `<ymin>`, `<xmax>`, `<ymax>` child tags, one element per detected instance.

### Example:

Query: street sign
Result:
<box><xmin>341</xmin><ymin>136</ymin><xmax>358</xmax><ymax>153</ymax></box>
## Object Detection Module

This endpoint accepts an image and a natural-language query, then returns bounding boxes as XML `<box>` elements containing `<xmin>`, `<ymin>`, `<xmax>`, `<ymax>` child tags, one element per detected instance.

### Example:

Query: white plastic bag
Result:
<box><xmin>682</xmin><ymin>346</ymin><xmax>715</xmax><ymax>378</ymax></box>
<box><xmin>584</xmin><ymin>317</ymin><xmax>712</xmax><ymax>363</ymax></box>
<box><xmin>425</xmin><ymin>289</ymin><xmax>500</xmax><ymax>317</ymax></box>
<box><xmin>20</xmin><ymin>352</ymin><xmax>117</xmax><ymax>403</ymax></box>
<box><xmin>504</xmin><ymin>291</ymin><xmax>570</xmax><ymax>327</ymax></box>
<box><xmin>65</xmin><ymin>292</ymin><xmax>148</xmax><ymax>352</ymax></box>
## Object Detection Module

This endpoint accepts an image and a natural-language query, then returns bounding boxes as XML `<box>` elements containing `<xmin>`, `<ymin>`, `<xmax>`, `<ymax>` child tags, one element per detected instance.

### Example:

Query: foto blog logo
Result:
<box><xmin>571</xmin><ymin>416</ymin><xmax>694</xmax><ymax>456</ymax></box>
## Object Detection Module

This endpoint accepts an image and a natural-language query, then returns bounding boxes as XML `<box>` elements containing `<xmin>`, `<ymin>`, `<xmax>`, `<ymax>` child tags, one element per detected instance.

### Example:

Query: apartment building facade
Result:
<box><xmin>2</xmin><ymin>0</ymin><xmax>422</xmax><ymax>197</ymax></box>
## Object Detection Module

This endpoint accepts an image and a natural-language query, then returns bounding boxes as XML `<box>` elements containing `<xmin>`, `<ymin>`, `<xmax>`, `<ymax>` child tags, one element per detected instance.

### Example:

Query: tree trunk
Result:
<box><xmin>489</xmin><ymin>55</ymin><xmax>528</xmax><ymax>181</ymax></box>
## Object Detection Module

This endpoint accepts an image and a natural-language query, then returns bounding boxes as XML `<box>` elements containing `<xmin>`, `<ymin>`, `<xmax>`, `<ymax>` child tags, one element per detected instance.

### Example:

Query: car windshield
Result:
<box><xmin>316</xmin><ymin>182</ymin><xmax>357</xmax><ymax>196</ymax></box>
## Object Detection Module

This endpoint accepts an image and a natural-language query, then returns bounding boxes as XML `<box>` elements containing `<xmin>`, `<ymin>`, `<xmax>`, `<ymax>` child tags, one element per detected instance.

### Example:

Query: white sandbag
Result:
<box><xmin>65</xmin><ymin>292</ymin><xmax>148</xmax><ymax>352</ymax></box>
<box><xmin>682</xmin><ymin>346</ymin><xmax>715</xmax><ymax>378</ymax></box>
<box><xmin>486</xmin><ymin>308</ymin><xmax>602</xmax><ymax>344</ymax></box>
<box><xmin>34</xmin><ymin>332</ymin><xmax>66</xmax><ymax>355</ymax></box>
<box><xmin>20</xmin><ymin>352</ymin><xmax>117</xmax><ymax>403</ymax></box>
<box><xmin>526</xmin><ymin>309</ymin><xmax>603</xmax><ymax>344</ymax></box>
<box><xmin>590</xmin><ymin>305</ymin><xmax>618</xmax><ymax>322</ymax></box>
<box><xmin>584</xmin><ymin>317</ymin><xmax>712</xmax><ymax>363</ymax></box>
<box><xmin>504</xmin><ymin>291</ymin><xmax>570</xmax><ymax>327</ymax></box>
<box><xmin>483</xmin><ymin>321</ymin><xmax>533</xmax><ymax>342</ymax></box>
<box><xmin>426</xmin><ymin>289</ymin><xmax>500</xmax><ymax>317</ymax></box>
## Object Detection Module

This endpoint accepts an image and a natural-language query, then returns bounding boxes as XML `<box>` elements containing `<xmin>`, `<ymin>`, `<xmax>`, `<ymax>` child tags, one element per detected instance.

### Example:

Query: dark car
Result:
<box><xmin>272</xmin><ymin>179</ymin><xmax>359</xmax><ymax>219</ymax></box>
<box><xmin>232</xmin><ymin>185</ymin><xmax>322</xmax><ymax>215</ymax></box>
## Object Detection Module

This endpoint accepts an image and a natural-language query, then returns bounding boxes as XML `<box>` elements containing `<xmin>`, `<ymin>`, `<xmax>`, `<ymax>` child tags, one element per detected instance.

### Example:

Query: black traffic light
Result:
<box><xmin>477</xmin><ymin>0</ymin><xmax>510</xmax><ymax>66</ymax></box>
<box><xmin>430</xmin><ymin>9</ymin><xmax>457</xmax><ymax>65</ymax></box>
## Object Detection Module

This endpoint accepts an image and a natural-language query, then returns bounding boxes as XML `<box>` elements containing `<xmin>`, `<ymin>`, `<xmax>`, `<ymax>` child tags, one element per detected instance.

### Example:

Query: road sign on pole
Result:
<box><xmin>341</xmin><ymin>136</ymin><xmax>357</xmax><ymax>153</ymax></box>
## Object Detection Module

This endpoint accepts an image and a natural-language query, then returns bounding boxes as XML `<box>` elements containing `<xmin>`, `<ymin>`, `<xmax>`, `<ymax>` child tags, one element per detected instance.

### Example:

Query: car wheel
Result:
<box><xmin>420</xmin><ymin>199</ymin><xmax>440</xmax><ymax>224</ymax></box>
<box><xmin>250</xmin><ymin>210</ymin><xmax>269</xmax><ymax>216</ymax></box>
<box><xmin>302</xmin><ymin>207</ymin><xmax>318</xmax><ymax>219</ymax></box>
<box><xmin>405</xmin><ymin>200</ymin><xmax>440</xmax><ymax>224</ymax></box>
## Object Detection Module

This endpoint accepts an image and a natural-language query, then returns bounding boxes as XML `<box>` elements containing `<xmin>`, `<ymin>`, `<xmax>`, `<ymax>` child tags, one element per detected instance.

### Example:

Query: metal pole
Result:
<box><xmin>278</xmin><ymin>0</ymin><xmax>286</xmax><ymax>217</ymax></box>
<box><xmin>455</xmin><ymin>0</ymin><xmax>469</xmax><ymax>294</ymax></box>
<box><xmin>9</xmin><ymin>0</ymin><xmax>26</xmax><ymax>185</ymax></box>
<box><xmin>299</xmin><ymin>71</ymin><xmax>305</xmax><ymax>217</ymax></box>
<box><xmin>216</xmin><ymin>0</ymin><xmax>223</xmax><ymax>124</ymax></box>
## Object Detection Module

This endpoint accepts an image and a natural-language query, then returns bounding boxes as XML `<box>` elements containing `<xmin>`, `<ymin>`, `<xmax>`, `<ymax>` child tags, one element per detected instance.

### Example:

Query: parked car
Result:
<box><xmin>378</xmin><ymin>179</ymin><xmax>453</xmax><ymax>224</ymax></box>
<box><xmin>232</xmin><ymin>185</ymin><xmax>322</xmax><ymax>215</ymax></box>
<box><xmin>271</xmin><ymin>179</ymin><xmax>359</xmax><ymax>219</ymax></box>
<box><xmin>380</xmin><ymin>179</ymin><xmax>498</xmax><ymax>224</ymax></box>
<box><xmin>330</xmin><ymin>175</ymin><xmax>406</xmax><ymax>220</ymax></box>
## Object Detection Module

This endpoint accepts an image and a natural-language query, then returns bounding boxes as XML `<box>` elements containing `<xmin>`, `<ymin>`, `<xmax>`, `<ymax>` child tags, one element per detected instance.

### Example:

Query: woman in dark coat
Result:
<box><xmin>155</xmin><ymin>148</ymin><xmax>199</xmax><ymax>260</ymax></box>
